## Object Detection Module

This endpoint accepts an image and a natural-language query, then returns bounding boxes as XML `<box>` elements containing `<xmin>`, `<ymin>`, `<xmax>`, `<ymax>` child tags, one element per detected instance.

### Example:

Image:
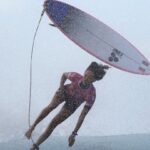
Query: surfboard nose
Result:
<box><xmin>44</xmin><ymin>0</ymin><xmax>150</xmax><ymax>75</ymax></box>
<box><xmin>45</xmin><ymin>0</ymin><xmax>70</xmax><ymax>26</ymax></box>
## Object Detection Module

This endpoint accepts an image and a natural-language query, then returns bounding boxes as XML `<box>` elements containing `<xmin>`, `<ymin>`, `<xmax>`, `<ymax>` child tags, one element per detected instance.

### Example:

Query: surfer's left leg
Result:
<box><xmin>29</xmin><ymin>104</ymin><xmax>75</xmax><ymax>150</ymax></box>
<box><xmin>25</xmin><ymin>89</ymin><xmax>65</xmax><ymax>139</ymax></box>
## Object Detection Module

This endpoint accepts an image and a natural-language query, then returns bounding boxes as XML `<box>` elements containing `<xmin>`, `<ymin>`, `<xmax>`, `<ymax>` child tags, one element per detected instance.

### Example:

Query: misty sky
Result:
<box><xmin>0</xmin><ymin>0</ymin><xmax>150</xmax><ymax>141</ymax></box>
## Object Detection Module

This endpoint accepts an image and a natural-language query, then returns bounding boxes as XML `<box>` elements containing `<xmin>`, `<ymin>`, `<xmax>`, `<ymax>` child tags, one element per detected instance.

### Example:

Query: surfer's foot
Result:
<box><xmin>30</xmin><ymin>144</ymin><xmax>39</xmax><ymax>150</ymax></box>
<box><xmin>25</xmin><ymin>128</ymin><xmax>33</xmax><ymax>139</ymax></box>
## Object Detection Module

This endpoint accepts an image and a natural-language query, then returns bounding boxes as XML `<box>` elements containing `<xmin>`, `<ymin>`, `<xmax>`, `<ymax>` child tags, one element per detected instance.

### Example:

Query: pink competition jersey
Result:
<box><xmin>64</xmin><ymin>72</ymin><xmax>96</xmax><ymax>108</ymax></box>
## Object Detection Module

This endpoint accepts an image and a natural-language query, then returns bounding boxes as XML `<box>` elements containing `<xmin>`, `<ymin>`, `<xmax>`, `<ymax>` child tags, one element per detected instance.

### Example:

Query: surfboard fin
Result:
<box><xmin>49</xmin><ymin>23</ymin><xmax>56</xmax><ymax>27</ymax></box>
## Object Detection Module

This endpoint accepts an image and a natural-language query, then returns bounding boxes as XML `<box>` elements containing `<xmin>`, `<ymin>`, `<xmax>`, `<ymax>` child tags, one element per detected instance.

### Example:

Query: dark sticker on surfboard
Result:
<box><xmin>108</xmin><ymin>48</ymin><xmax>123</xmax><ymax>63</ymax></box>
<box><xmin>139</xmin><ymin>67</ymin><xmax>146</xmax><ymax>72</ymax></box>
<box><xmin>142</xmin><ymin>60</ymin><xmax>149</xmax><ymax>67</ymax></box>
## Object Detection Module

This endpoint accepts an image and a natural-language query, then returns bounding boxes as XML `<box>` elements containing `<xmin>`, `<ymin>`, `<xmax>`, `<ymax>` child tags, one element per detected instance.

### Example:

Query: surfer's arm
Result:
<box><xmin>61</xmin><ymin>72</ymin><xmax>80</xmax><ymax>84</ymax></box>
<box><xmin>59</xmin><ymin>72</ymin><xmax>76</xmax><ymax>88</ymax></box>
<box><xmin>59</xmin><ymin>73</ymin><xmax>68</xmax><ymax>88</ymax></box>
<box><xmin>68</xmin><ymin>105</ymin><xmax>91</xmax><ymax>147</ymax></box>
<box><xmin>72</xmin><ymin>94</ymin><xmax>96</xmax><ymax>134</ymax></box>
<box><xmin>72</xmin><ymin>105</ymin><xmax>91</xmax><ymax>134</ymax></box>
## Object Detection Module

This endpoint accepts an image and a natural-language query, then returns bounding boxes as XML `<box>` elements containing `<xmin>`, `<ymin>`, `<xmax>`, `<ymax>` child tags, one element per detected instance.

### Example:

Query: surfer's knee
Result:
<box><xmin>41</xmin><ymin>106</ymin><xmax>55</xmax><ymax>117</ymax></box>
<box><xmin>46</xmin><ymin>104</ymin><xmax>57</xmax><ymax>112</ymax></box>
<box><xmin>50</xmin><ymin>115</ymin><xmax>64</xmax><ymax>128</ymax></box>
<box><xmin>51</xmin><ymin>117</ymin><xmax>60</xmax><ymax>126</ymax></box>
<box><xmin>42</xmin><ymin>129</ymin><xmax>52</xmax><ymax>138</ymax></box>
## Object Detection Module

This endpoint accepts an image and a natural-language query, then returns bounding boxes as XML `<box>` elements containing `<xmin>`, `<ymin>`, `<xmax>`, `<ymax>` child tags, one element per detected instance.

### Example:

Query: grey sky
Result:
<box><xmin>0</xmin><ymin>0</ymin><xmax>150</xmax><ymax>141</ymax></box>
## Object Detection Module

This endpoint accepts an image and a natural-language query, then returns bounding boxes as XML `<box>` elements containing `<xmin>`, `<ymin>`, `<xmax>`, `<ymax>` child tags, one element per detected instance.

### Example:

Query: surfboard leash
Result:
<box><xmin>28</xmin><ymin>8</ymin><xmax>45</xmax><ymax>148</ymax></box>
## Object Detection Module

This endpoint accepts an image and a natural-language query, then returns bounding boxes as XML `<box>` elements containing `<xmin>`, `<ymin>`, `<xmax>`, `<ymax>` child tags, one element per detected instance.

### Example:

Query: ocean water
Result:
<box><xmin>0</xmin><ymin>134</ymin><xmax>150</xmax><ymax>150</ymax></box>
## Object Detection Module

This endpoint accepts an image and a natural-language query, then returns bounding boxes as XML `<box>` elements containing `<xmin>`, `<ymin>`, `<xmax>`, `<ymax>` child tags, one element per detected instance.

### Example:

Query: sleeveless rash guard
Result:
<box><xmin>64</xmin><ymin>72</ymin><xmax>96</xmax><ymax>109</ymax></box>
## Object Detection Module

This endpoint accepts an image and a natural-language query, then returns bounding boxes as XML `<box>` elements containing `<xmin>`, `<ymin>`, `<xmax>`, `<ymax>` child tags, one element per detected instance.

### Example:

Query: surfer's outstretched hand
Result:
<box><xmin>68</xmin><ymin>133</ymin><xmax>76</xmax><ymax>147</ymax></box>
<box><xmin>103</xmin><ymin>65</ymin><xmax>111</xmax><ymax>70</ymax></box>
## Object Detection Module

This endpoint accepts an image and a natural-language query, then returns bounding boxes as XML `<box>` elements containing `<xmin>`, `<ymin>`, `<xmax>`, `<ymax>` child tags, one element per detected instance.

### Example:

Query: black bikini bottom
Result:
<box><xmin>64</xmin><ymin>98</ymin><xmax>80</xmax><ymax>112</ymax></box>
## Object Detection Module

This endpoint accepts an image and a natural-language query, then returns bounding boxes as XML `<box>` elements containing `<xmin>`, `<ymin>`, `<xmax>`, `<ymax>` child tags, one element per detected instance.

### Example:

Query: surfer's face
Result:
<box><xmin>83</xmin><ymin>70</ymin><xmax>96</xmax><ymax>84</ymax></box>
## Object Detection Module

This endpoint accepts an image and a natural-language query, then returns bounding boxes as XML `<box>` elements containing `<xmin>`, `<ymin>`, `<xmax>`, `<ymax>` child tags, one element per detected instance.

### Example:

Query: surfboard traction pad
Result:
<box><xmin>45</xmin><ymin>0</ymin><xmax>150</xmax><ymax>75</ymax></box>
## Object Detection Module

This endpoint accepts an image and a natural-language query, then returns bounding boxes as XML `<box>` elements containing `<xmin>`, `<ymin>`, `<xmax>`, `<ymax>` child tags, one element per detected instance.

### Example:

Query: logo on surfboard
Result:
<box><xmin>108</xmin><ymin>48</ymin><xmax>123</xmax><ymax>63</ymax></box>
<box><xmin>138</xmin><ymin>60</ymin><xmax>150</xmax><ymax>73</ymax></box>
<box><xmin>142</xmin><ymin>60</ymin><xmax>149</xmax><ymax>67</ymax></box>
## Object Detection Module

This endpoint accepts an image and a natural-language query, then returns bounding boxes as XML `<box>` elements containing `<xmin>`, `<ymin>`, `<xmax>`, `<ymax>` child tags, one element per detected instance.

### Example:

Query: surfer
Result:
<box><xmin>25</xmin><ymin>62</ymin><xmax>110</xmax><ymax>150</ymax></box>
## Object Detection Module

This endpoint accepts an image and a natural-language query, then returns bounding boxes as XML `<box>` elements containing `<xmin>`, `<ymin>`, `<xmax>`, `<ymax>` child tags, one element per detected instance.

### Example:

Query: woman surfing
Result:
<box><xmin>25</xmin><ymin>62</ymin><xmax>110</xmax><ymax>150</ymax></box>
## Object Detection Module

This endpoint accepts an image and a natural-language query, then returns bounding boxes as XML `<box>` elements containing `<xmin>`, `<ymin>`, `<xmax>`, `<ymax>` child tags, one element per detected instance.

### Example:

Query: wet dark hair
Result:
<box><xmin>86</xmin><ymin>62</ymin><xmax>109</xmax><ymax>80</ymax></box>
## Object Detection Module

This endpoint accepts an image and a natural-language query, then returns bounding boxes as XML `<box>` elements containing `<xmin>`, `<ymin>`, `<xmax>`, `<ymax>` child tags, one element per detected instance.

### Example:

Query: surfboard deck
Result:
<box><xmin>44</xmin><ymin>0</ymin><xmax>150</xmax><ymax>75</ymax></box>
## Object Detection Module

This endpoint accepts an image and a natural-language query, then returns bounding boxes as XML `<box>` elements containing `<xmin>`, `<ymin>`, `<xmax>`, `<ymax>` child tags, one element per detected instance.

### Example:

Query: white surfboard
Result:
<box><xmin>44</xmin><ymin>0</ymin><xmax>150</xmax><ymax>75</ymax></box>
